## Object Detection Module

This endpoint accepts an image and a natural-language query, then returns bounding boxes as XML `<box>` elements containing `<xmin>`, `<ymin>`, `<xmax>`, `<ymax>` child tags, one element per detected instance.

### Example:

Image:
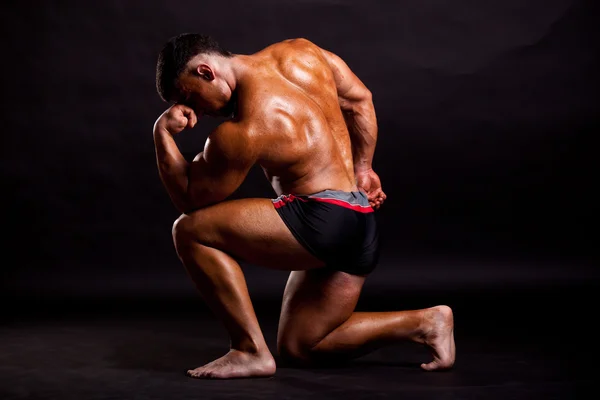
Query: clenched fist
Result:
<box><xmin>154</xmin><ymin>104</ymin><xmax>199</xmax><ymax>136</ymax></box>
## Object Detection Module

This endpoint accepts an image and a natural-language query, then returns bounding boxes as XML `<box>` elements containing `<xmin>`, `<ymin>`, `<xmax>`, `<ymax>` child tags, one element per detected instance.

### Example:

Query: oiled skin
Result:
<box><xmin>238</xmin><ymin>39</ymin><xmax>357</xmax><ymax>196</ymax></box>
<box><xmin>153</xmin><ymin>38</ymin><xmax>455</xmax><ymax>380</ymax></box>
<box><xmin>193</xmin><ymin>38</ymin><xmax>358</xmax><ymax>199</ymax></box>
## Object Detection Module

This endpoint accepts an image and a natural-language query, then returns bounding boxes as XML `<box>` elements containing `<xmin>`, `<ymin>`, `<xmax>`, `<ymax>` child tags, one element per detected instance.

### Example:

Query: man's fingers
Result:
<box><xmin>369</xmin><ymin>199</ymin><xmax>381</xmax><ymax>210</ymax></box>
<box><xmin>188</xmin><ymin>112</ymin><xmax>197</xmax><ymax>128</ymax></box>
<box><xmin>370</xmin><ymin>192</ymin><xmax>385</xmax><ymax>210</ymax></box>
<box><xmin>177</xmin><ymin>103</ymin><xmax>195</xmax><ymax>114</ymax></box>
<box><xmin>180</xmin><ymin>105</ymin><xmax>197</xmax><ymax>121</ymax></box>
<box><xmin>188</xmin><ymin>111</ymin><xmax>196</xmax><ymax>128</ymax></box>
<box><xmin>175</xmin><ymin>106</ymin><xmax>197</xmax><ymax>129</ymax></box>
<box><xmin>370</xmin><ymin>189</ymin><xmax>382</xmax><ymax>200</ymax></box>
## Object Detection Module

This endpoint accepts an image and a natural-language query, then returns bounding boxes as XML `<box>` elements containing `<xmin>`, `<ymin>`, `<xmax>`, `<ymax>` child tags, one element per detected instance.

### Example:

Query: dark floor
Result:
<box><xmin>1</xmin><ymin>281</ymin><xmax>597</xmax><ymax>400</ymax></box>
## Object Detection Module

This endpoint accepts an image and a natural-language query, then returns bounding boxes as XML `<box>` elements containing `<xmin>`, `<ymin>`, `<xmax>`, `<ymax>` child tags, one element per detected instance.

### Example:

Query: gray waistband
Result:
<box><xmin>306</xmin><ymin>189</ymin><xmax>370</xmax><ymax>207</ymax></box>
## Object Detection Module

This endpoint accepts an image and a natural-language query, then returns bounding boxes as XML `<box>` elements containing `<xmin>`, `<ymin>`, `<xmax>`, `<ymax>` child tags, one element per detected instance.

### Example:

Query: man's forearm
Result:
<box><xmin>344</xmin><ymin>97</ymin><xmax>378</xmax><ymax>172</ymax></box>
<box><xmin>153</xmin><ymin>125</ymin><xmax>192</xmax><ymax>213</ymax></box>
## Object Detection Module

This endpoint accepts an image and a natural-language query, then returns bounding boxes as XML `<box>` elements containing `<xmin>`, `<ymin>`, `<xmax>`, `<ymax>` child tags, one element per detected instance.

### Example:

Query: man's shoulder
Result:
<box><xmin>269</xmin><ymin>37</ymin><xmax>317</xmax><ymax>49</ymax></box>
<box><xmin>236</xmin><ymin>99</ymin><xmax>302</xmax><ymax>139</ymax></box>
<box><xmin>212</xmin><ymin>119</ymin><xmax>267</xmax><ymax>147</ymax></box>
<box><xmin>211</xmin><ymin>120</ymin><xmax>253</xmax><ymax>141</ymax></box>
<box><xmin>280</xmin><ymin>37</ymin><xmax>317</xmax><ymax>47</ymax></box>
<box><xmin>205</xmin><ymin>121</ymin><xmax>259</xmax><ymax>161</ymax></box>
<box><xmin>235</xmin><ymin>90</ymin><xmax>291</xmax><ymax>129</ymax></box>
<box><xmin>259</xmin><ymin>38</ymin><xmax>322</xmax><ymax>59</ymax></box>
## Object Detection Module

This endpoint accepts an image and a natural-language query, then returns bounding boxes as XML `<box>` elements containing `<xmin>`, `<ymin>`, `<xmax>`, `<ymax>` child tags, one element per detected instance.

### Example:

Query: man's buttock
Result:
<box><xmin>271</xmin><ymin>189</ymin><xmax>380</xmax><ymax>275</ymax></box>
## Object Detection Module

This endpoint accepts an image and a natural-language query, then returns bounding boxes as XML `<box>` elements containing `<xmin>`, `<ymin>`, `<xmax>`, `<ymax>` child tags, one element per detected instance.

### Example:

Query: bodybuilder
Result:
<box><xmin>153</xmin><ymin>34</ymin><xmax>455</xmax><ymax>379</ymax></box>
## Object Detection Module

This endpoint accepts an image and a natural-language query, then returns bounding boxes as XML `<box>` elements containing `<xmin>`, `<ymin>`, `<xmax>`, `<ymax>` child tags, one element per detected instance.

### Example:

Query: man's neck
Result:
<box><xmin>222</xmin><ymin>54</ymin><xmax>250</xmax><ymax>93</ymax></box>
<box><xmin>223</xmin><ymin>55</ymin><xmax>250</xmax><ymax>119</ymax></box>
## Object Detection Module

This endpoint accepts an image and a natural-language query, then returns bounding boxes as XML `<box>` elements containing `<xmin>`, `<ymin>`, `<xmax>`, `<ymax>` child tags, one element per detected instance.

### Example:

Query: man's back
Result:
<box><xmin>239</xmin><ymin>38</ymin><xmax>356</xmax><ymax>196</ymax></box>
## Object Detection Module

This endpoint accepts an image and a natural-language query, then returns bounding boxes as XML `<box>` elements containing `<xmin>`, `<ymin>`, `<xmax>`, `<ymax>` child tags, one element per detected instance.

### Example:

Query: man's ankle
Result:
<box><xmin>232</xmin><ymin>337</ymin><xmax>267</xmax><ymax>354</ymax></box>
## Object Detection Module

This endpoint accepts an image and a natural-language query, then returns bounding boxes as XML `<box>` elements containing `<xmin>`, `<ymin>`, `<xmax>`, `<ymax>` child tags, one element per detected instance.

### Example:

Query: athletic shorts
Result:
<box><xmin>272</xmin><ymin>189</ymin><xmax>380</xmax><ymax>275</ymax></box>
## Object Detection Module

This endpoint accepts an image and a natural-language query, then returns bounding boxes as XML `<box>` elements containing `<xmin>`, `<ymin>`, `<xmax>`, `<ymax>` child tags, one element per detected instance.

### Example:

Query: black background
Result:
<box><xmin>2</xmin><ymin>0</ymin><xmax>598</xmax><ymax>302</ymax></box>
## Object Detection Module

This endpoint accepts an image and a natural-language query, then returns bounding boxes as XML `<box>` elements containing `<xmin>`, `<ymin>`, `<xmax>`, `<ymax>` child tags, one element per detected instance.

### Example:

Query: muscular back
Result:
<box><xmin>239</xmin><ymin>39</ymin><xmax>357</xmax><ymax>196</ymax></box>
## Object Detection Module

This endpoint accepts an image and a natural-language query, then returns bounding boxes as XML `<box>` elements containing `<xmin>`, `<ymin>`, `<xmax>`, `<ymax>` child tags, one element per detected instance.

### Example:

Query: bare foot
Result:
<box><xmin>186</xmin><ymin>349</ymin><xmax>276</xmax><ymax>379</ymax></box>
<box><xmin>419</xmin><ymin>305</ymin><xmax>455</xmax><ymax>371</ymax></box>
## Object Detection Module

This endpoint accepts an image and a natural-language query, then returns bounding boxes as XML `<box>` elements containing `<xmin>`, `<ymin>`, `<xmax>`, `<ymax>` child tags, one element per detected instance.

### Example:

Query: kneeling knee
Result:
<box><xmin>277</xmin><ymin>338</ymin><xmax>315</xmax><ymax>365</ymax></box>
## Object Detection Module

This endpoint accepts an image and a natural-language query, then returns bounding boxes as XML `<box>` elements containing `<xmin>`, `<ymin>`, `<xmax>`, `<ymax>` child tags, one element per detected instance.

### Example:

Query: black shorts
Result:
<box><xmin>272</xmin><ymin>189</ymin><xmax>380</xmax><ymax>276</ymax></box>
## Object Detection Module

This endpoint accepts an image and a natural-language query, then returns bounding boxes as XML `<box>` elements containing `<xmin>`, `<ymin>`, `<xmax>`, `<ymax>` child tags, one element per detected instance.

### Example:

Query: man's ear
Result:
<box><xmin>196</xmin><ymin>64</ymin><xmax>215</xmax><ymax>81</ymax></box>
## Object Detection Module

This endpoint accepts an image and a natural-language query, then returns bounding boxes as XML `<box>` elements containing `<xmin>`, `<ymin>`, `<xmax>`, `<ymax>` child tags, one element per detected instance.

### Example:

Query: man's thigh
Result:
<box><xmin>277</xmin><ymin>269</ymin><xmax>366</xmax><ymax>350</ymax></box>
<box><xmin>177</xmin><ymin>198</ymin><xmax>325</xmax><ymax>270</ymax></box>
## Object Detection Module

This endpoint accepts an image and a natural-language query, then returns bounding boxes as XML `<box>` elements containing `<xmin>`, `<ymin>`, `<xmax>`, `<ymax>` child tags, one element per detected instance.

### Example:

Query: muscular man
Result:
<box><xmin>153</xmin><ymin>34</ymin><xmax>455</xmax><ymax>379</ymax></box>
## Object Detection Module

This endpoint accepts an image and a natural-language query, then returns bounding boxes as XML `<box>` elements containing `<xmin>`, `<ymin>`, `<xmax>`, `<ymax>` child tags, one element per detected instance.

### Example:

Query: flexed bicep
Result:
<box><xmin>187</xmin><ymin>122</ymin><xmax>257</xmax><ymax>210</ymax></box>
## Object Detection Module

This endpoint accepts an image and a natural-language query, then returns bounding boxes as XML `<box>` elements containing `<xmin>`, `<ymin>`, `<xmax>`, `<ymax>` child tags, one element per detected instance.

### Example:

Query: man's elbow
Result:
<box><xmin>178</xmin><ymin>199</ymin><xmax>212</xmax><ymax>214</ymax></box>
<box><xmin>344</xmin><ymin>92</ymin><xmax>373</xmax><ymax>115</ymax></box>
<box><xmin>170</xmin><ymin>194</ymin><xmax>194</xmax><ymax>214</ymax></box>
<box><xmin>362</xmin><ymin>89</ymin><xmax>372</xmax><ymax>102</ymax></box>
<box><xmin>182</xmin><ymin>193</ymin><xmax>208</xmax><ymax>214</ymax></box>
<box><xmin>172</xmin><ymin>190</ymin><xmax>203</xmax><ymax>214</ymax></box>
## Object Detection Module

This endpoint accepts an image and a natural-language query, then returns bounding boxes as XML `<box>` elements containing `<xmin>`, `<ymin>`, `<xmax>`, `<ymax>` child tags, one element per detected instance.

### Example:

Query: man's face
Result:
<box><xmin>174</xmin><ymin>67</ymin><xmax>233</xmax><ymax>117</ymax></box>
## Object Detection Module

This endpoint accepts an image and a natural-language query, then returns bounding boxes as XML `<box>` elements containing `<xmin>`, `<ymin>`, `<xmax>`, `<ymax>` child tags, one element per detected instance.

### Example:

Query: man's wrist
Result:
<box><xmin>153</xmin><ymin>121</ymin><xmax>172</xmax><ymax>137</ymax></box>
<box><xmin>354</xmin><ymin>164</ymin><xmax>373</xmax><ymax>173</ymax></box>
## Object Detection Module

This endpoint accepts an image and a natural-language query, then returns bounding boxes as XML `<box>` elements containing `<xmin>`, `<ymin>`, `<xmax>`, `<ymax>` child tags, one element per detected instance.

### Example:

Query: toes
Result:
<box><xmin>188</xmin><ymin>367</ymin><xmax>223</xmax><ymax>379</ymax></box>
<box><xmin>187</xmin><ymin>369</ymin><xmax>197</xmax><ymax>378</ymax></box>
<box><xmin>187</xmin><ymin>368</ymin><xmax>208</xmax><ymax>378</ymax></box>
<box><xmin>421</xmin><ymin>360</ymin><xmax>453</xmax><ymax>371</ymax></box>
<box><xmin>421</xmin><ymin>361</ymin><xmax>440</xmax><ymax>371</ymax></box>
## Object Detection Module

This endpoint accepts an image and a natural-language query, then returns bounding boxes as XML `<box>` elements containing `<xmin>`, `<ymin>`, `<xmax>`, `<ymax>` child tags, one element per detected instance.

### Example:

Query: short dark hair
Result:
<box><xmin>155</xmin><ymin>33</ymin><xmax>232</xmax><ymax>101</ymax></box>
